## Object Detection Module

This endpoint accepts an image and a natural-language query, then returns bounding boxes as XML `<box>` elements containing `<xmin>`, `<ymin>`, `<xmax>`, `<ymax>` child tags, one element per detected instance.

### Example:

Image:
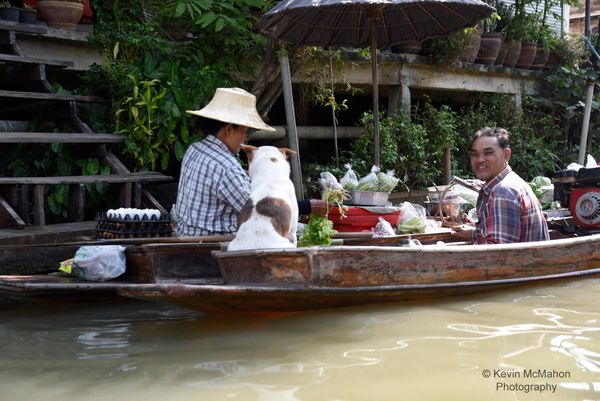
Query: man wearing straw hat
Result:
<box><xmin>175</xmin><ymin>87</ymin><xmax>327</xmax><ymax>237</ymax></box>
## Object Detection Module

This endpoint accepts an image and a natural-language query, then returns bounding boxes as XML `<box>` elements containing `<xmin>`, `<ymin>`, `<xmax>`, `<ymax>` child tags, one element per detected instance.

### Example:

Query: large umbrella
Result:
<box><xmin>257</xmin><ymin>0</ymin><xmax>494</xmax><ymax>166</ymax></box>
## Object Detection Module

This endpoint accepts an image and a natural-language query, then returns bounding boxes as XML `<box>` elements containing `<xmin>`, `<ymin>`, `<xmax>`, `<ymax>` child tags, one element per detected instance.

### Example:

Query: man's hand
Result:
<box><xmin>451</xmin><ymin>224</ymin><xmax>475</xmax><ymax>242</ymax></box>
<box><xmin>309</xmin><ymin>199</ymin><xmax>330</xmax><ymax>216</ymax></box>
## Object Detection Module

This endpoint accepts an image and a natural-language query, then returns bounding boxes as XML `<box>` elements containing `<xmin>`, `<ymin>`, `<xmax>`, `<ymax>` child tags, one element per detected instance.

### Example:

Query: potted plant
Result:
<box><xmin>422</xmin><ymin>27</ymin><xmax>481</xmax><ymax>66</ymax></box>
<box><xmin>474</xmin><ymin>0</ymin><xmax>504</xmax><ymax>64</ymax></box>
<box><xmin>19</xmin><ymin>2</ymin><xmax>37</xmax><ymax>24</ymax></box>
<box><xmin>36</xmin><ymin>0</ymin><xmax>83</xmax><ymax>30</ymax></box>
<box><xmin>476</xmin><ymin>10</ymin><xmax>502</xmax><ymax>64</ymax></box>
<box><xmin>512</xmin><ymin>12</ymin><xmax>539</xmax><ymax>69</ymax></box>
<box><xmin>0</xmin><ymin>0</ymin><xmax>20</xmax><ymax>22</ymax></box>
<box><xmin>494</xmin><ymin>3</ymin><xmax>522</xmax><ymax>68</ymax></box>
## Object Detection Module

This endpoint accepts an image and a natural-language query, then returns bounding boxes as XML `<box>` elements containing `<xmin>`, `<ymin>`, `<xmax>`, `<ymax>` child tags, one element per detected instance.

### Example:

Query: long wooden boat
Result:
<box><xmin>1</xmin><ymin>231</ymin><xmax>599</xmax><ymax>313</ymax></box>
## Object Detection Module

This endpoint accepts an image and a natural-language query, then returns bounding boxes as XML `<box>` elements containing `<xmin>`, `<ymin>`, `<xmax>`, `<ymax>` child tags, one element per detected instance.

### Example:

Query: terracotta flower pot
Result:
<box><xmin>37</xmin><ymin>0</ymin><xmax>83</xmax><ymax>31</ymax></box>
<box><xmin>494</xmin><ymin>44</ymin><xmax>508</xmax><ymax>66</ymax></box>
<box><xmin>476</xmin><ymin>33</ymin><xmax>503</xmax><ymax>65</ymax></box>
<box><xmin>515</xmin><ymin>42</ymin><xmax>537</xmax><ymax>70</ymax></box>
<box><xmin>502</xmin><ymin>40</ymin><xmax>522</xmax><ymax>68</ymax></box>
<box><xmin>530</xmin><ymin>48</ymin><xmax>550</xmax><ymax>70</ymax></box>
<box><xmin>461</xmin><ymin>32</ymin><xmax>481</xmax><ymax>63</ymax></box>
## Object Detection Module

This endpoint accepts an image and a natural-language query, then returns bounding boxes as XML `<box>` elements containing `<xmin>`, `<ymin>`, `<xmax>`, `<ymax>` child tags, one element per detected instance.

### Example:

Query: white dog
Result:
<box><xmin>227</xmin><ymin>145</ymin><xmax>299</xmax><ymax>251</ymax></box>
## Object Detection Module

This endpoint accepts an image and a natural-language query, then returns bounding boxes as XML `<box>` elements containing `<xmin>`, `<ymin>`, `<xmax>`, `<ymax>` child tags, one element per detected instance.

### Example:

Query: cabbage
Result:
<box><xmin>529</xmin><ymin>176</ymin><xmax>552</xmax><ymax>199</ymax></box>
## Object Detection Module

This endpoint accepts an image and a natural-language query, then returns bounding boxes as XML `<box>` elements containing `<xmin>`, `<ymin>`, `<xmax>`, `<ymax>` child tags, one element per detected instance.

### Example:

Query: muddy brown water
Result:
<box><xmin>0</xmin><ymin>278</ymin><xmax>598</xmax><ymax>401</ymax></box>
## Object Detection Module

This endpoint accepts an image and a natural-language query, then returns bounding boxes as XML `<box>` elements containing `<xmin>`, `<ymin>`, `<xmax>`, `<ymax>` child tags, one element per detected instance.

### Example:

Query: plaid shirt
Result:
<box><xmin>474</xmin><ymin>166</ymin><xmax>549</xmax><ymax>244</ymax></box>
<box><xmin>175</xmin><ymin>135</ymin><xmax>250</xmax><ymax>236</ymax></box>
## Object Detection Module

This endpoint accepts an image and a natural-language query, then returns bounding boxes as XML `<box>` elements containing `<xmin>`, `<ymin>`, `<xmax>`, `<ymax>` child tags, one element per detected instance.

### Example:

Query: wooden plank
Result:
<box><xmin>67</xmin><ymin>184</ymin><xmax>85</xmax><ymax>222</ymax></box>
<box><xmin>119</xmin><ymin>183</ymin><xmax>133</xmax><ymax>208</ymax></box>
<box><xmin>19</xmin><ymin>185</ymin><xmax>29</xmax><ymax>225</ymax></box>
<box><xmin>142</xmin><ymin>189</ymin><xmax>168</xmax><ymax>215</ymax></box>
<box><xmin>0</xmin><ymin>20</ymin><xmax>47</xmax><ymax>35</ymax></box>
<box><xmin>0</xmin><ymin>53</ymin><xmax>72</xmax><ymax>68</ymax></box>
<box><xmin>0</xmin><ymin>194</ymin><xmax>25</xmax><ymax>228</ymax></box>
<box><xmin>32</xmin><ymin>184</ymin><xmax>45</xmax><ymax>226</ymax></box>
<box><xmin>0</xmin><ymin>132</ymin><xmax>125</xmax><ymax>143</ymax></box>
<box><xmin>0</xmin><ymin>89</ymin><xmax>104</xmax><ymax>103</ymax></box>
<box><xmin>0</xmin><ymin>173</ymin><xmax>173</xmax><ymax>185</ymax></box>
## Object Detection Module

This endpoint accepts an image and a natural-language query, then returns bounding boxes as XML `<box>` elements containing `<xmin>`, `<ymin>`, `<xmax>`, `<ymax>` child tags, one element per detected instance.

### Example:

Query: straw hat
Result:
<box><xmin>186</xmin><ymin>87</ymin><xmax>275</xmax><ymax>132</ymax></box>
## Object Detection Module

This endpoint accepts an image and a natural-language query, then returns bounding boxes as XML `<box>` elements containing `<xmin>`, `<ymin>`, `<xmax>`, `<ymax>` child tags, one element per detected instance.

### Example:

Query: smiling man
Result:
<box><xmin>469</xmin><ymin>127</ymin><xmax>549</xmax><ymax>244</ymax></box>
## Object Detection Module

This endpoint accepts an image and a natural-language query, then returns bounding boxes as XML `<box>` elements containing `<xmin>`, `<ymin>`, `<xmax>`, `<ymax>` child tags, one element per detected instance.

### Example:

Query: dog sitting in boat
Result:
<box><xmin>227</xmin><ymin>145</ymin><xmax>298</xmax><ymax>251</ymax></box>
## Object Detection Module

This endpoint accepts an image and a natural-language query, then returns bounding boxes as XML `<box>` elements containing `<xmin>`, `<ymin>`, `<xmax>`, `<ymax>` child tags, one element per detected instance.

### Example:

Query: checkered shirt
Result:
<box><xmin>474</xmin><ymin>166</ymin><xmax>549</xmax><ymax>244</ymax></box>
<box><xmin>175</xmin><ymin>135</ymin><xmax>250</xmax><ymax>236</ymax></box>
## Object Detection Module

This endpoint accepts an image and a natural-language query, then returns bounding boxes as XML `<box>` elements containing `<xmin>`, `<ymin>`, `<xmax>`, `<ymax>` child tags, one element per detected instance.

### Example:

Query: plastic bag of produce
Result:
<box><xmin>377</xmin><ymin>170</ymin><xmax>400</xmax><ymax>193</ymax></box>
<box><xmin>372</xmin><ymin>217</ymin><xmax>396</xmax><ymax>237</ymax></box>
<box><xmin>340</xmin><ymin>164</ymin><xmax>359</xmax><ymax>190</ymax></box>
<box><xmin>59</xmin><ymin>245</ymin><xmax>126</xmax><ymax>281</ymax></box>
<box><xmin>356</xmin><ymin>165</ymin><xmax>380</xmax><ymax>191</ymax></box>
<box><xmin>396</xmin><ymin>202</ymin><xmax>427</xmax><ymax>234</ymax></box>
<box><xmin>319</xmin><ymin>171</ymin><xmax>343</xmax><ymax>191</ymax></box>
<box><xmin>528</xmin><ymin>176</ymin><xmax>553</xmax><ymax>204</ymax></box>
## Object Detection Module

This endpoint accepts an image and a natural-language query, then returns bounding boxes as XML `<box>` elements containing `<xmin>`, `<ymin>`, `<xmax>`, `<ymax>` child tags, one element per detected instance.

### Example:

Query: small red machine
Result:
<box><xmin>554</xmin><ymin>166</ymin><xmax>600</xmax><ymax>230</ymax></box>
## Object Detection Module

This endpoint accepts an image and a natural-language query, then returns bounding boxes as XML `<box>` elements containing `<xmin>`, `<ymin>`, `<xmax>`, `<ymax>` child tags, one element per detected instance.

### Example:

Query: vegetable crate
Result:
<box><xmin>328</xmin><ymin>207</ymin><xmax>401</xmax><ymax>232</ymax></box>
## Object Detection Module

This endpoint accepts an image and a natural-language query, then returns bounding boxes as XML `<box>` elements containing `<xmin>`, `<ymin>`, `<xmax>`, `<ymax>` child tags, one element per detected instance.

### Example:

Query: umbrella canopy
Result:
<box><xmin>257</xmin><ymin>0</ymin><xmax>494</xmax><ymax>166</ymax></box>
<box><xmin>258</xmin><ymin>0</ymin><xmax>495</xmax><ymax>48</ymax></box>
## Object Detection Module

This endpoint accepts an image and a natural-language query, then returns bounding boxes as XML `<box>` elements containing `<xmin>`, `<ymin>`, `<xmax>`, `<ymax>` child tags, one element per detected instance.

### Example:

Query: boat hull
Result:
<box><xmin>214</xmin><ymin>235</ymin><xmax>600</xmax><ymax>288</ymax></box>
<box><xmin>117</xmin><ymin>267</ymin><xmax>600</xmax><ymax>313</ymax></box>
<box><xmin>2</xmin><ymin>233</ymin><xmax>600</xmax><ymax>313</ymax></box>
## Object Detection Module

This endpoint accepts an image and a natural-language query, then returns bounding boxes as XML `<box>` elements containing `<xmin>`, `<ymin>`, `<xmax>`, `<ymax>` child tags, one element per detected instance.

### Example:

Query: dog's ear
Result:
<box><xmin>278</xmin><ymin>147</ymin><xmax>296</xmax><ymax>159</ymax></box>
<box><xmin>241</xmin><ymin>144</ymin><xmax>258</xmax><ymax>162</ymax></box>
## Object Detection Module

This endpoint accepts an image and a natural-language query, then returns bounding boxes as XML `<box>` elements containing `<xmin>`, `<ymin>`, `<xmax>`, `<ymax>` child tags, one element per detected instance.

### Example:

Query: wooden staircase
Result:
<box><xmin>0</xmin><ymin>22</ymin><xmax>172</xmax><ymax>229</ymax></box>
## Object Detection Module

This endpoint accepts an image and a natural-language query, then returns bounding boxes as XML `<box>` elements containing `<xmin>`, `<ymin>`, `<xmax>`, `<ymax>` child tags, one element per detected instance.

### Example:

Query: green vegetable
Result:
<box><xmin>377</xmin><ymin>171</ymin><xmax>399</xmax><ymax>192</ymax></box>
<box><xmin>529</xmin><ymin>176</ymin><xmax>552</xmax><ymax>199</ymax></box>
<box><xmin>396</xmin><ymin>217</ymin><xmax>426</xmax><ymax>234</ymax></box>
<box><xmin>298</xmin><ymin>214</ymin><xmax>337</xmax><ymax>247</ymax></box>
<box><xmin>530</xmin><ymin>176</ymin><xmax>552</xmax><ymax>188</ymax></box>
<box><xmin>356</xmin><ymin>179</ymin><xmax>379</xmax><ymax>191</ymax></box>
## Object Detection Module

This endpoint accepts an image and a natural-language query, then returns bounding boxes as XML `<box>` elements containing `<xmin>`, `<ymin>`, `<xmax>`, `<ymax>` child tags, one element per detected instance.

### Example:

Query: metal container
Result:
<box><xmin>346</xmin><ymin>190</ymin><xmax>389</xmax><ymax>206</ymax></box>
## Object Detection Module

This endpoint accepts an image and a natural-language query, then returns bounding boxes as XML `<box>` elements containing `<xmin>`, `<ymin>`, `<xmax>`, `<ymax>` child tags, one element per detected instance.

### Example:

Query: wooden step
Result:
<box><xmin>0</xmin><ymin>20</ymin><xmax>47</xmax><ymax>35</ymax></box>
<box><xmin>0</xmin><ymin>132</ymin><xmax>125</xmax><ymax>143</ymax></box>
<box><xmin>0</xmin><ymin>89</ymin><xmax>103</xmax><ymax>103</ymax></box>
<box><xmin>0</xmin><ymin>53</ymin><xmax>73</xmax><ymax>68</ymax></box>
<box><xmin>0</xmin><ymin>172</ymin><xmax>173</xmax><ymax>185</ymax></box>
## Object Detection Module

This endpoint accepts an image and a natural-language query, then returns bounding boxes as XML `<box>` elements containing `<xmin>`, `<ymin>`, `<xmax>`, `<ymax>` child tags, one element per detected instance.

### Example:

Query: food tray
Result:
<box><xmin>345</xmin><ymin>190</ymin><xmax>389</xmax><ymax>206</ymax></box>
<box><xmin>95</xmin><ymin>212</ymin><xmax>173</xmax><ymax>239</ymax></box>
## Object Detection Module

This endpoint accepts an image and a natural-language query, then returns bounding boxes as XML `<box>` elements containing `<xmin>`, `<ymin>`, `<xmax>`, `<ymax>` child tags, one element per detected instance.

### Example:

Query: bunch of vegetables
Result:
<box><xmin>528</xmin><ymin>176</ymin><xmax>558</xmax><ymax>209</ymax></box>
<box><xmin>298</xmin><ymin>173</ymin><xmax>349</xmax><ymax>247</ymax></box>
<box><xmin>341</xmin><ymin>165</ymin><xmax>400</xmax><ymax>193</ymax></box>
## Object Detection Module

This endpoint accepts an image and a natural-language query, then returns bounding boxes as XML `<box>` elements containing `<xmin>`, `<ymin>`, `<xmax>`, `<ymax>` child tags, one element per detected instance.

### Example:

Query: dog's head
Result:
<box><xmin>241</xmin><ymin>145</ymin><xmax>296</xmax><ymax>178</ymax></box>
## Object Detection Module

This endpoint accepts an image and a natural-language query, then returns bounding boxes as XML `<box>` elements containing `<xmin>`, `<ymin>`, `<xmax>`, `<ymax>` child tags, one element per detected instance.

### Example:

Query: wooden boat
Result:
<box><xmin>2</xmin><ymin>231</ymin><xmax>599</xmax><ymax>313</ymax></box>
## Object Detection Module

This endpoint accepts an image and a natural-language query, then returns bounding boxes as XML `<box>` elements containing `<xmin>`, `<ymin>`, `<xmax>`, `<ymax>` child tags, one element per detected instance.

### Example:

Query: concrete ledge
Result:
<box><xmin>14</xmin><ymin>23</ymin><xmax>103</xmax><ymax>71</ymax></box>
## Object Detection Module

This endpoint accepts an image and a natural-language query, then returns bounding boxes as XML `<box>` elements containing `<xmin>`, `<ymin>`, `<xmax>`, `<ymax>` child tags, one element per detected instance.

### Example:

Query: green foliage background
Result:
<box><xmin>83</xmin><ymin>0</ymin><xmax>276</xmax><ymax>172</ymax></box>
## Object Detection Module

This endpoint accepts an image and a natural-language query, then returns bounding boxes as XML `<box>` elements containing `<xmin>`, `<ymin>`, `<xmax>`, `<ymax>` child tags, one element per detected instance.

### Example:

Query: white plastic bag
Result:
<box><xmin>396</xmin><ymin>202</ymin><xmax>427</xmax><ymax>234</ymax></box>
<box><xmin>340</xmin><ymin>164</ymin><xmax>359</xmax><ymax>190</ymax></box>
<box><xmin>372</xmin><ymin>217</ymin><xmax>396</xmax><ymax>237</ymax></box>
<box><xmin>356</xmin><ymin>165</ymin><xmax>380</xmax><ymax>191</ymax></box>
<box><xmin>60</xmin><ymin>245</ymin><xmax>126</xmax><ymax>281</ymax></box>
<box><xmin>377</xmin><ymin>170</ymin><xmax>400</xmax><ymax>193</ymax></box>
<box><xmin>319</xmin><ymin>171</ymin><xmax>343</xmax><ymax>191</ymax></box>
